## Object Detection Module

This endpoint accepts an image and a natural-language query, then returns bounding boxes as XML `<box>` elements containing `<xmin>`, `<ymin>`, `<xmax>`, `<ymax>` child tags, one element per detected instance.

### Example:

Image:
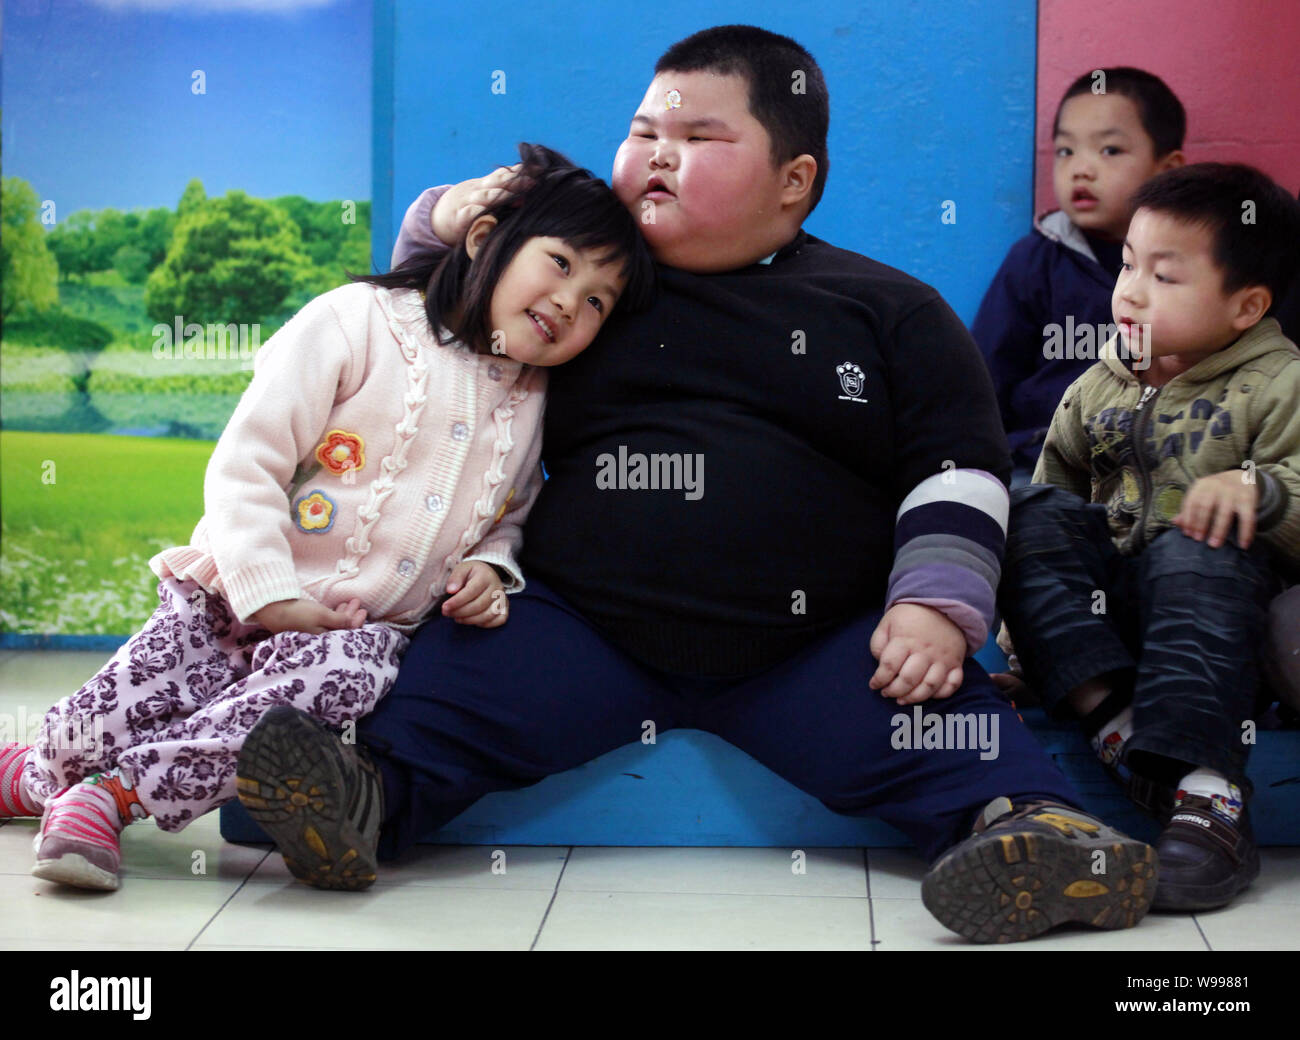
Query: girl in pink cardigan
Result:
<box><xmin>1</xmin><ymin>144</ymin><xmax>654</xmax><ymax>890</ymax></box>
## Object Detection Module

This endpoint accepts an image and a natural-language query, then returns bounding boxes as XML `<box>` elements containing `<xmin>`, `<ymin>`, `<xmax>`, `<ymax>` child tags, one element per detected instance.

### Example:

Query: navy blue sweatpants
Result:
<box><xmin>358</xmin><ymin>578</ymin><xmax>1080</xmax><ymax>862</ymax></box>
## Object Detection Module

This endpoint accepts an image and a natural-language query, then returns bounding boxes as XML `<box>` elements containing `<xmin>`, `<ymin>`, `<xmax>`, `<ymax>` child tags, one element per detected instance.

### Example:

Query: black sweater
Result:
<box><xmin>518</xmin><ymin>229</ymin><xmax>1011</xmax><ymax>675</ymax></box>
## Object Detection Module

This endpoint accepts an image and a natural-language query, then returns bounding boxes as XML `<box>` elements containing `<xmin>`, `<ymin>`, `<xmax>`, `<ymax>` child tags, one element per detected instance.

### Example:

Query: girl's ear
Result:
<box><xmin>465</xmin><ymin>214</ymin><xmax>499</xmax><ymax>260</ymax></box>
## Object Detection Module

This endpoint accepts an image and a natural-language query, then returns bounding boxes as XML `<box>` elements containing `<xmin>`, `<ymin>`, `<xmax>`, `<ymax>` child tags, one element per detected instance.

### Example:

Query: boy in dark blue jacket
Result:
<box><xmin>973</xmin><ymin>68</ymin><xmax>1186</xmax><ymax>484</ymax></box>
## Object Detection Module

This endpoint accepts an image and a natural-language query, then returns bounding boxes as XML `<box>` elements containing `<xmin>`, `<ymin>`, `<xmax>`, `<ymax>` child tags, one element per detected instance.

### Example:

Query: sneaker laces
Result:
<box><xmin>973</xmin><ymin>796</ymin><xmax>1100</xmax><ymax>836</ymax></box>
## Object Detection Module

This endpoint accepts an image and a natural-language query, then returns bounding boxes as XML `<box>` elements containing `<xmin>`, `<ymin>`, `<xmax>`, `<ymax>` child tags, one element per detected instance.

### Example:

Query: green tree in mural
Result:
<box><xmin>177</xmin><ymin>178</ymin><xmax>207</xmax><ymax>218</ymax></box>
<box><xmin>136</xmin><ymin>206</ymin><xmax>177</xmax><ymax>272</ymax></box>
<box><xmin>339</xmin><ymin>218</ymin><xmax>373</xmax><ymax>275</ymax></box>
<box><xmin>1</xmin><ymin>176</ymin><xmax>59</xmax><ymax>317</ymax></box>
<box><xmin>45</xmin><ymin>211</ymin><xmax>98</xmax><ymax>281</ymax></box>
<box><xmin>90</xmin><ymin>209</ymin><xmax>133</xmax><ymax>270</ymax></box>
<box><xmin>145</xmin><ymin>189</ymin><xmax>308</xmax><ymax>326</ymax></box>
<box><xmin>113</xmin><ymin>244</ymin><xmax>152</xmax><ymax>284</ymax></box>
<box><xmin>47</xmin><ymin>205</ymin><xmax>177</xmax><ymax>283</ymax></box>
<box><xmin>270</xmin><ymin>195</ymin><xmax>374</xmax><ymax>295</ymax></box>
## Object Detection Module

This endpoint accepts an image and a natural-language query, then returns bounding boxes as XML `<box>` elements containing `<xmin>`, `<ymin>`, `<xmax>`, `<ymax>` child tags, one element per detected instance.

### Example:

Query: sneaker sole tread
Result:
<box><xmin>922</xmin><ymin>828</ymin><xmax>1157</xmax><ymax>943</ymax></box>
<box><xmin>236</xmin><ymin>710</ymin><xmax>377</xmax><ymax>892</ymax></box>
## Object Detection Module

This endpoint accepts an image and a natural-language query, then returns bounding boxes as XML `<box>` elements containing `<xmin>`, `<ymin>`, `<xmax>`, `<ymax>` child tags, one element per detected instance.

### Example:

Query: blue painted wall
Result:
<box><xmin>374</xmin><ymin>0</ymin><xmax>1036</xmax><ymax>324</ymax></box>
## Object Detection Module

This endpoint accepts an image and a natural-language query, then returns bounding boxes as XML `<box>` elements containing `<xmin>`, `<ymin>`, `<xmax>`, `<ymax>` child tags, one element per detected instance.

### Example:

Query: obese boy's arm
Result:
<box><xmin>390</xmin><ymin>165</ymin><xmax>524</xmax><ymax>268</ymax></box>
<box><xmin>391</xmin><ymin>186</ymin><xmax>452</xmax><ymax>268</ymax></box>
<box><xmin>871</xmin><ymin>295</ymin><xmax>1012</xmax><ymax>704</ymax></box>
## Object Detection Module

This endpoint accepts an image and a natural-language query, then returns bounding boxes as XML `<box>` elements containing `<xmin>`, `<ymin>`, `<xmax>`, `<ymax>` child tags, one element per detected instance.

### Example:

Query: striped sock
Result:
<box><xmin>0</xmin><ymin>744</ymin><xmax>43</xmax><ymax>817</ymax></box>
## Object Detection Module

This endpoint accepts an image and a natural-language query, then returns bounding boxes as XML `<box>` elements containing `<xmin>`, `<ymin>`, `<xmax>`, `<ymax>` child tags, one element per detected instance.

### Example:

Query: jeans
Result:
<box><xmin>1000</xmin><ymin>484</ymin><xmax>1280</xmax><ymax>792</ymax></box>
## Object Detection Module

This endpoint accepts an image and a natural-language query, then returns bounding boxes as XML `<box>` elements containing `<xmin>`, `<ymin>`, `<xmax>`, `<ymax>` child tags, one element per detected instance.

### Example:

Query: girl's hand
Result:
<box><xmin>252</xmin><ymin>597</ymin><xmax>367</xmax><ymax>635</ymax></box>
<box><xmin>868</xmin><ymin>603</ymin><xmax>967</xmax><ymax>705</ymax></box>
<box><xmin>1173</xmin><ymin>469</ymin><xmax>1259</xmax><ymax>548</ymax></box>
<box><xmin>431</xmin><ymin>164</ymin><xmax>528</xmax><ymax>246</ymax></box>
<box><xmin>442</xmin><ymin>561</ymin><xmax>508</xmax><ymax>627</ymax></box>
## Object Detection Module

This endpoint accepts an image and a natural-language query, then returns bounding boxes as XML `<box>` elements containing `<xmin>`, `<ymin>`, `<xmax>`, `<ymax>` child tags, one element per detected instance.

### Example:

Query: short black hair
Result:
<box><xmin>1053</xmin><ymin>67</ymin><xmax>1186</xmax><ymax>158</ymax></box>
<box><xmin>1129</xmin><ymin>162</ymin><xmax>1300</xmax><ymax>311</ymax></box>
<box><xmin>355</xmin><ymin>143</ymin><xmax>656</xmax><ymax>355</ymax></box>
<box><xmin>655</xmin><ymin>24</ymin><xmax>830</xmax><ymax>215</ymax></box>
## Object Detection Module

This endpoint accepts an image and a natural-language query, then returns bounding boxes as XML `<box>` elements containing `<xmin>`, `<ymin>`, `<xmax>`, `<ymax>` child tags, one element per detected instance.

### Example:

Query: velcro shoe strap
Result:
<box><xmin>1166</xmin><ymin>810</ymin><xmax>1244</xmax><ymax>864</ymax></box>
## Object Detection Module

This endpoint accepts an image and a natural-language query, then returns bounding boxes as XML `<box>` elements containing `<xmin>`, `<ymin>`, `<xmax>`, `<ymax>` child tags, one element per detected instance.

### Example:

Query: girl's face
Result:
<box><xmin>469</xmin><ymin>222</ymin><xmax>625</xmax><ymax>366</ymax></box>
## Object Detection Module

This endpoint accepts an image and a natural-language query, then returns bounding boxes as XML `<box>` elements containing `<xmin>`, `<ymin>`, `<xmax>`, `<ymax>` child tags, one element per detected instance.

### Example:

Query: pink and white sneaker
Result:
<box><xmin>31</xmin><ymin>782</ymin><xmax>124</xmax><ymax>891</ymax></box>
<box><xmin>0</xmin><ymin>744</ymin><xmax>42</xmax><ymax>819</ymax></box>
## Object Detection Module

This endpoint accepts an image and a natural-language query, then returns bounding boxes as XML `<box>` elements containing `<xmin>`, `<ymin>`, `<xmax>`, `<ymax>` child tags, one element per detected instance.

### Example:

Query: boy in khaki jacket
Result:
<box><xmin>1001</xmin><ymin>163</ymin><xmax>1300</xmax><ymax>912</ymax></box>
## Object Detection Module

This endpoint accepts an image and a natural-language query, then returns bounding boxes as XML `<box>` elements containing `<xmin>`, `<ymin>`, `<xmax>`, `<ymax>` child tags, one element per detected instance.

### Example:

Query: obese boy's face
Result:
<box><xmin>612</xmin><ymin>70</ymin><xmax>813</xmax><ymax>273</ymax></box>
<box><xmin>1113</xmin><ymin>208</ymin><xmax>1269</xmax><ymax>372</ymax></box>
<box><xmin>1053</xmin><ymin>93</ymin><xmax>1183</xmax><ymax>241</ymax></box>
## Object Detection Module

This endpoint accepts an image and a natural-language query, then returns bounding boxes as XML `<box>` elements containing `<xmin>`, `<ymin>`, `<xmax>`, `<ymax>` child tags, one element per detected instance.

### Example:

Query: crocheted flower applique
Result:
<box><xmin>316</xmin><ymin>430</ymin><xmax>366</xmax><ymax>477</ymax></box>
<box><xmin>294</xmin><ymin>491</ymin><xmax>336</xmax><ymax>533</ymax></box>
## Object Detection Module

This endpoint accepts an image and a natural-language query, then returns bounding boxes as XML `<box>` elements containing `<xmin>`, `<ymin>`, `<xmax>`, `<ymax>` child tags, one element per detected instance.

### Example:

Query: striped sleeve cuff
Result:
<box><xmin>391</xmin><ymin>186</ymin><xmax>452</xmax><ymax>270</ymax></box>
<box><xmin>886</xmin><ymin>468</ymin><xmax>1009</xmax><ymax>655</ymax></box>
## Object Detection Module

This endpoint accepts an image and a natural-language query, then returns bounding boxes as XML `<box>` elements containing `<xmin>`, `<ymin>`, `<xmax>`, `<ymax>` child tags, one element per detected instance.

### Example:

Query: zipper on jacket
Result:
<box><xmin>1130</xmin><ymin>383</ymin><xmax>1161</xmax><ymax>551</ymax></box>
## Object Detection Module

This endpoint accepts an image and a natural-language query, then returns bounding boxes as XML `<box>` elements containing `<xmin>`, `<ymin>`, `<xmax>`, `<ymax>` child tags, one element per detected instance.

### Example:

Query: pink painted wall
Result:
<box><xmin>1035</xmin><ymin>0</ymin><xmax>1300</xmax><ymax>216</ymax></box>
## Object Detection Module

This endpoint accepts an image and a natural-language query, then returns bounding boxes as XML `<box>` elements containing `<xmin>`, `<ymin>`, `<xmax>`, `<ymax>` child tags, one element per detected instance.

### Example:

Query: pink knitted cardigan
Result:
<box><xmin>151</xmin><ymin>281</ymin><xmax>547</xmax><ymax>632</ymax></box>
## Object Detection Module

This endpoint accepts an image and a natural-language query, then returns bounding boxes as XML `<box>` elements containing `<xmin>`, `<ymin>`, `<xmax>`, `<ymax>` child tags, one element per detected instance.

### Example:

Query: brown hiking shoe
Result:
<box><xmin>236</xmin><ymin>705</ymin><xmax>384</xmax><ymax>891</ymax></box>
<box><xmin>921</xmin><ymin>797</ymin><xmax>1158</xmax><ymax>943</ymax></box>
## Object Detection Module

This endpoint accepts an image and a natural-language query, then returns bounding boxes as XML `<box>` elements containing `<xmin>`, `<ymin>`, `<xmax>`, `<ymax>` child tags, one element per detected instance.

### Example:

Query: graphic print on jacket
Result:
<box><xmin>1086</xmin><ymin>386</ymin><xmax>1240</xmax><ymax>552</ymax></box>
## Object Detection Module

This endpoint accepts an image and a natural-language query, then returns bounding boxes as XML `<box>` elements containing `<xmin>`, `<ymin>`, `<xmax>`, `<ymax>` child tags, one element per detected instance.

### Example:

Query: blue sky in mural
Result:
<box><xmin>3</xmin><ymin>0</ymin><xmax>370</xmax><ymax>213</ymax></box>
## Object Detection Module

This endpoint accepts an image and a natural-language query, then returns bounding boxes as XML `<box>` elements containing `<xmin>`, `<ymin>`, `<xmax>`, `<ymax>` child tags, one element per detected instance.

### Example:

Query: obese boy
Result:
<box><xmin>239</xmin><ymin>25</ymin><xmax>1158</xmax><ymax>944</ymax></box>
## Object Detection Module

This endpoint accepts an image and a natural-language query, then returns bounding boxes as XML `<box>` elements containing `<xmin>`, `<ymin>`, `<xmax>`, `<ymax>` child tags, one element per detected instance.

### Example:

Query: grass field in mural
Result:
<box><xmin>0</xmin><ymin>431</ymin><xmax>212</xmax><ymax>635</ymax></box>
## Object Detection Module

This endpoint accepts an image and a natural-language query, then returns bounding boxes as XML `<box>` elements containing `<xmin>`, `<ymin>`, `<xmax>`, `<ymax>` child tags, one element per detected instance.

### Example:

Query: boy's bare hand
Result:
<box><xmin>869</xmin><ymin>603</ymin><xmax>967</xmax><ymax>705</ymax></box>
<box><xmin>431</xmin><ymin>163</ymin><xmax>527</xmax><ymax>246</ymax></box>
<box><xmin>253</xmin><ymin>597</ymin><xmax>367</xmax><ymax>635</ymax></box>
<box><xmin>1173</xmin><ymin>469</ymin><xmax>1259</xmax><ymax>548</ymax></box>
<box><xmin>442</xmin><ymin>560</ymin><xmax>508</xmax><ymax>627</ymax></box>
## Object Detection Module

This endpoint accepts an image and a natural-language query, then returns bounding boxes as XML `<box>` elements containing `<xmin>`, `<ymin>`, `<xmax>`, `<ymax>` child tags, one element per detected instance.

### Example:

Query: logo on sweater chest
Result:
<box><xmin>836</xmin><ymin>362</ymin><xmax>868</xmax><ymax>403</ymax></box>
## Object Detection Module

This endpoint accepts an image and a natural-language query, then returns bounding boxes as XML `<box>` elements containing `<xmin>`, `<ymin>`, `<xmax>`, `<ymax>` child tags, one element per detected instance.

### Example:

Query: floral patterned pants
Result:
<box><xmin>24</xmin><ymin>577</ymin><xmax>408</xmax><ymax>831</ymax></box>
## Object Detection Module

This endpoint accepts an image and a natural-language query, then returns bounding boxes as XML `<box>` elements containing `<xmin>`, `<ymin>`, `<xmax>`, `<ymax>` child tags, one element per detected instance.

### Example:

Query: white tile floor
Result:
<box><xmin>3</xmin><ymin>650</ymin><xmax>1298</xmax><ymax>951</ymax></box>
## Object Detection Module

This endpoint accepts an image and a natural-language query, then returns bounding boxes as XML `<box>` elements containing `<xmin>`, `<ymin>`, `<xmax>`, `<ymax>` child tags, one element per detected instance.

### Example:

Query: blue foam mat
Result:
<box><xmin>220</xmin><ymin>711</ymin><xmax>1300</xmax><ymax>848</ymax></box>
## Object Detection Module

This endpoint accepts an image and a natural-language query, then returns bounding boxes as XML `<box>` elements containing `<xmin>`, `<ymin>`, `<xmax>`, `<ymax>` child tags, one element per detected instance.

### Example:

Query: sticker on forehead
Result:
<box><xmin>664</xmin><ymin>88</ymin><xmax>682</xmax><ymax>110</ymax></box>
